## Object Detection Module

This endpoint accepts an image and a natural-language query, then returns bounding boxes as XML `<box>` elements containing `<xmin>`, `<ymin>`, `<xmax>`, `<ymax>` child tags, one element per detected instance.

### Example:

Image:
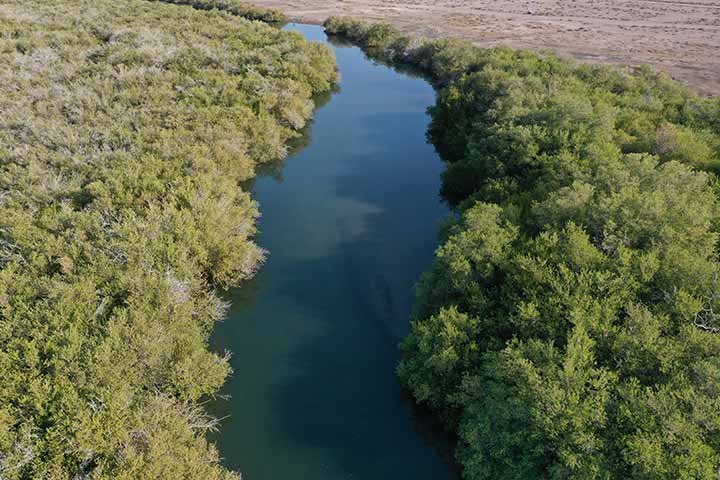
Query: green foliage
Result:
<box><xmin>0</xmin><ymin>1</ymin><xmax>337</xmax><ymax>478</ymax></box>
<box><xmin>327</xmin><ymin>16</ymin><xmax>720</xmax><ymax>480</ymax></box>
<box><xmin>149</xmin><ymin>0</ymin><xmax>288</xmax><ymax>22</ymax></box>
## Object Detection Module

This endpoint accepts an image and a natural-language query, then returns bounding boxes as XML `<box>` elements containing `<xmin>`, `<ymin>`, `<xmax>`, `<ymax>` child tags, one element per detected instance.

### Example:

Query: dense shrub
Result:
<box><xmin>326</xmin><ymin>16</ymin><xmax>720</xmax><ymax>479</ymax></box>
<box><xmin>0</xmin><ymin>1</ymin><xmax>336</xmax><ymax>478</ymax></box>
<box><xmin>149</xmin><ymin>0</ymin><xmax>288</xmax><ymax>23</ymax></box>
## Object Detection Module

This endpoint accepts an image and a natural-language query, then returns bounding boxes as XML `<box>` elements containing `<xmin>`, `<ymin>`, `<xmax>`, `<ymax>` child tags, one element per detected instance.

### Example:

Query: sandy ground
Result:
<box><xmin>255</xmin><ymin>0</ymin><xmax>720</xmax><ymax>96</ymax></box>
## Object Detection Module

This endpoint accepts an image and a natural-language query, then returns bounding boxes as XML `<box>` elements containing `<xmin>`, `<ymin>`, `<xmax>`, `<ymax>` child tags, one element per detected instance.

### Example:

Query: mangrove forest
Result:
<box><xmin>2</xmin><ymin>1</ymin><xmax>720</xmax><ymax>479</ymax></box>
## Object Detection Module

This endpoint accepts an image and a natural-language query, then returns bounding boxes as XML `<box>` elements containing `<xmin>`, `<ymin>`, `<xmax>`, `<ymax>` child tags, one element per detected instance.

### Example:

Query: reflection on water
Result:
<box><xmin>210</xmin><ymin>23</ymin><xmax>457</xmax><ymax>479</ymax></box>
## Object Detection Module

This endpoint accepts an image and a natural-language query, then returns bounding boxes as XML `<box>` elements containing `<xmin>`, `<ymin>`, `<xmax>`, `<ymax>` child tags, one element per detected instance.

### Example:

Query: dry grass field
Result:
<box><xmin>255</xmin><ymin>0</ymin><xmax>720</xmax><ymax>95</ymax></box>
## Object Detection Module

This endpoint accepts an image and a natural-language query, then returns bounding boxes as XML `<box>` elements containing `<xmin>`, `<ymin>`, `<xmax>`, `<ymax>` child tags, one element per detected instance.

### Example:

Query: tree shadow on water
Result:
<box><xmin>244</xmin><ymin>86</ymin><xmax>339</xmax><ymax>188</ymax></box>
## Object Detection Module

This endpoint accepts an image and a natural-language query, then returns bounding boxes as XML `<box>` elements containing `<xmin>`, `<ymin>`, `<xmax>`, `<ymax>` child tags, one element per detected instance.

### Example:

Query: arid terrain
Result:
<box><xmin>255</xmin><ymin>0</ymin><xmax>720</xmax><ymax>95</ymax></box>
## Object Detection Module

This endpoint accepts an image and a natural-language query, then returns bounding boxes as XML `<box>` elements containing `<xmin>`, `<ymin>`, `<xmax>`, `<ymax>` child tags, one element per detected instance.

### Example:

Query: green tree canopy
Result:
<box><xmin>0</xmin><ymin>2</ymin><xmax>337</xmax><ymax>478</ymax></box>
<box><xmin>326</xmin><ymin>16</ymin><xmax>720</xmax><ymax>479</ymax></box>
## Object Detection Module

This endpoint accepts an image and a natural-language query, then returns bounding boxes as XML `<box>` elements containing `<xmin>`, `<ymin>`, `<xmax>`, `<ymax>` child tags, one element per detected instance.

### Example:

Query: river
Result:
<box><xmin>210</xmin><ymin>23</ymin><xmax>456</xmax><ymax>479</ymax></box>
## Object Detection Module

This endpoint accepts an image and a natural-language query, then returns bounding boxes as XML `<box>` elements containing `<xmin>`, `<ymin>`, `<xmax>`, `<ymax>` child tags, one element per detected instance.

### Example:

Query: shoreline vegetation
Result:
<box><xmin>3</xmin><ymin>0</ymin><xmax>720</xmax><ymax>477</ymax></box>
<box><xmin>149</xmin><ymin>0</ymin><xmax>288</xmax><ymax>23</ymax></box>
<box><xmin>325</xmin><ymin>16</ymin><xmax>720</xmax><ymax>480</ymax></box>
<box><xmin>0</xmin><ymin>1</ymin><xmax>336</xmax><ymax>478</ymax></box>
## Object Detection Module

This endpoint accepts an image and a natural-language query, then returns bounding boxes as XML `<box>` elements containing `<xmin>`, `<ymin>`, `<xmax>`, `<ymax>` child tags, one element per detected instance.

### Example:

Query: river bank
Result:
<box><xmin>250</xmin><ymin>0</ymin><xmax>720</xmax><ymax>96</ymax></box>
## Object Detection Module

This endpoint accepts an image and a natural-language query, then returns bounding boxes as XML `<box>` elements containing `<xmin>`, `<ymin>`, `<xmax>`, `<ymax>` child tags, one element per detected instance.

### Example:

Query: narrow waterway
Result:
<box><xmin>210</xmin><ymin>24</ymin><xmax>455</xmax><ymax>479</ymax></box>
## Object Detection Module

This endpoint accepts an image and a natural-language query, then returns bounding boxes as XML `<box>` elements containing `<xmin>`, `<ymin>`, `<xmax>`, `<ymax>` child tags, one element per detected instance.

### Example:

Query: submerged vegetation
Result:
<box><xmin>0</xmin><ymin>1</ymin><xmax>336</xmax><ymax>477</ymax></box>
<box><xmin>327</xmin><ymin>16</ymin><xmax>720</xmax><ymax>479</ymax></box>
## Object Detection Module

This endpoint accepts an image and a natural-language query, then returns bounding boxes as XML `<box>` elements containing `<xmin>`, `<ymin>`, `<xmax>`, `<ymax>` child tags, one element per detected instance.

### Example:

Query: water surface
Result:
<box><xmin>211</xmin><ymin>23</ymin><xmax>454</xmax><ymax>479</ymax></box>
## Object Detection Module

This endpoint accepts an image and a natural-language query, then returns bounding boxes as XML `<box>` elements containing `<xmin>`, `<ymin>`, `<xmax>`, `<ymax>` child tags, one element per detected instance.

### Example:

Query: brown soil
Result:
<box><xmin>255</xmin><ymin>0</ymin><xmax>720</xmax><ymax>96</ymax></box>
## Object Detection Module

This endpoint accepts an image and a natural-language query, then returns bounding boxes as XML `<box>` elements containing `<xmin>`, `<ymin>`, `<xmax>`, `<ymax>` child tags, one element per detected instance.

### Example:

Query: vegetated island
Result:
<box><xmin>324</xmin><ymin>16</ymin><xmax>720</xmax><ymax>480</ymax></box>
<box><xmin>0</xmin><ymin>1</ymin><xmax>336</xmax><ymax>478</ymax></box>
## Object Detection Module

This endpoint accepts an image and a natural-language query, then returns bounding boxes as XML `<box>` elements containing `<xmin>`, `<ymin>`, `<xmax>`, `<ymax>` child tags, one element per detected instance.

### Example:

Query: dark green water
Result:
<box><xmin>210</xmin><ymin>24</ymin><xmax>455</xmax><ymax>479</ymax></box>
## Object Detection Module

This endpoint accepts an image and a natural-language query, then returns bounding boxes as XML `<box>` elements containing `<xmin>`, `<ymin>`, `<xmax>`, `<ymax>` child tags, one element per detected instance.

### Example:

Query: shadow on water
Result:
<box><xmin>326</xmin><ymin>34</ymin><xmax>431</xmax><ymax>82</ymax></box>
<box><xmin>210</xmin><ymin>23</ymin><xmax>459</xmax><ymax>479</ymax></box>
<box><xmin>245</xmin><ymin>87</ymin><xmax>338</xmax><ymax>186</ymax></box>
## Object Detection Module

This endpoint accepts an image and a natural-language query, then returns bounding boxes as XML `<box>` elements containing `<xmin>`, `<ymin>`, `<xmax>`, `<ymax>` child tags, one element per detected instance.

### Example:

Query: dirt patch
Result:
<box><xmin>255</xmin><ymin>0</ymin><xmax>720</xmax><ymax>96</ymax></box>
